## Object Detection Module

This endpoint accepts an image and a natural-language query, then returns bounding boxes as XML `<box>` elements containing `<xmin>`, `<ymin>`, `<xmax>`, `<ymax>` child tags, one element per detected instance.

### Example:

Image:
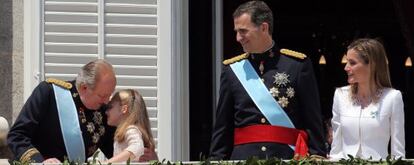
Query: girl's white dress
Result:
<box><xmin>113</xmin><ymin>125</ymin><xmax>145</xmax><ymax>162</ymax></box>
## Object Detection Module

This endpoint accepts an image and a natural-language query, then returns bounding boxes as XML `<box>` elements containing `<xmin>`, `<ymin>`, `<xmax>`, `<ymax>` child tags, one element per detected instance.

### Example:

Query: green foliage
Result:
<box><xmin>150</xmin><ymin>158</ymin><xmax>182</xmax><ymax>165</ymax></box>
<box><xmin>9</xmin><ymin>160</ymin><xmax>32</xmax><ymax>165</ymax></box>
<box><xmin>8</xmin><ymin>154</ymin><xmax>414</xmax><ymax>164</ymax></box>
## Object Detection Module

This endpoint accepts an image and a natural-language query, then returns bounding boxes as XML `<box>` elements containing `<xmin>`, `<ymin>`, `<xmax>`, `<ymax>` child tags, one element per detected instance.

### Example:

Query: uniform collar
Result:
<box><xmin>249</xmin><ymin>41</ymin><xmax>279</xmax><ymax>62</ymax></box>
<box><xmin>69</xmin><ymin>80</ymin><xmax>88</xmax><ymax>111</ymax></box>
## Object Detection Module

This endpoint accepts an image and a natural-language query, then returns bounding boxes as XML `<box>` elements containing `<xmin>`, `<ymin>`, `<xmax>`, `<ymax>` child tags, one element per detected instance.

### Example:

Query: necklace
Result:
<box><xmin>354</xmin><ymin>96</ymin><xmax>371</xmax><ymax>109</ymax></box>
<box><xmin>352</xmin><ymin>89</ymin><xmax>383</xmax><ymax>108</ymax></box>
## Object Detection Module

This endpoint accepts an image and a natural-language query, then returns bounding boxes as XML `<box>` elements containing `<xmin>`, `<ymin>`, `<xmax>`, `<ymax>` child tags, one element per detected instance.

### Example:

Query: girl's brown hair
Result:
<box><xmin>111</xmin><ymin>89</ymin><xmax>155</xmax><ymax>150</ymax></box>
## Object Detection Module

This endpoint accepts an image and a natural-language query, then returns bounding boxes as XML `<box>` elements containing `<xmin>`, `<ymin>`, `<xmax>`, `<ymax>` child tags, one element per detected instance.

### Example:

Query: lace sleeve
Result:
<box><xmin>124</xmin><ymin>126</ymin><xmax>145</xmax><ymax>158</ymax></box>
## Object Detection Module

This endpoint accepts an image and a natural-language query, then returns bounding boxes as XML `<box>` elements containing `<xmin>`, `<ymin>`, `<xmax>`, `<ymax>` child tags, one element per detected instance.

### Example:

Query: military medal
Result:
<box><xmin>270</xmin><ymin>72</ymin><xmax>294</xmax><ymax>108</ymax></box>
<box><xmin>79</xmin><ymin>108</ymin><xmax>87</xmax><ymax>124</ymax></box>
<box><xmin>273</xmin><ymin>72</ymin><xmax>290</xmax><ymax>87</ymax></box>
<box><xmin>82</xmin><ymin>111</ymin><xmax>105</xmax><ymax>144</ymax></box>
<box><xmin>93</xmin><ymin>112</ymin><xmax>103</xmax><ymax>124</ymax></box>
<box><xmin>270</xmin><ymin>87</ymin><xmax>280</xmax><ymax>97</ymax></box>
<box><xmin>286</xmin><ymin>87</ymin><xmax>295</xmax><ymax>98</ymax></box>
<box><xmin>278</xmin><ymin>96</ymin><xmax>289</xmax><ymax>108</ymax></box>
<box><xmin>92</xmin><ymin>133</ymin><xmax>100</xmax><ymax>144</ymax></box>
<box><xmin>86</xmin><ymin>122</ymin><xmax>95</xmax><ymax>133</ymax></box>
<box><xmin>259</xmin><ymin>61</ymin><xmax>265</xmax><ymax>75</ymax></box>
<box><xmin>99</xmin><ymin>126</ymin><xmax>105</xmax><ymax>136</ymax></box>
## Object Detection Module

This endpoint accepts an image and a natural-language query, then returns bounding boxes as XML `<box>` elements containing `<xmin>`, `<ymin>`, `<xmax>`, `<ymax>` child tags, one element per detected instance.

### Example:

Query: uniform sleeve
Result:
<box><xmin>124</xmin><ymin>126</ymin><xmax>144</xmax><ymax>158</ymax></box>
<box><xmin>7</xmin><ymin>82</ymin><xmax>52</xmax><ymax>162</ymax></box>
<box><xmin>390</xmin><ymin>90</ymin><xmax>405</xmax><ymax>158</ymax></box>
<box><xmin>329</xmin><ymin>89</ymin><xmax>343</xmax><ymax>160</ymax></box>
<box><xmin>209</xmin><ymin>66</ymin><xmax>235</xmax><ymax>160</ymax></box>
<box><xmin>296</xmin><ymin>58</ymin><xmax>327</xmax><ymax>157</ymax></box>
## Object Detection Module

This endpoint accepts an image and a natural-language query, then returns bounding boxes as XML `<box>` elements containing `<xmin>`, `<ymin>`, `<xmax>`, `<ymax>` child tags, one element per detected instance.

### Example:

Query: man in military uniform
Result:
<box><xmin>209</xmin><ymin>1</ymin><xmax>326</xmax><ymax>160</ymax></box>
<box><xmin>7</xmin><ymin>60</ymin><xmax>116</xmax><ymax>163</ymax></box>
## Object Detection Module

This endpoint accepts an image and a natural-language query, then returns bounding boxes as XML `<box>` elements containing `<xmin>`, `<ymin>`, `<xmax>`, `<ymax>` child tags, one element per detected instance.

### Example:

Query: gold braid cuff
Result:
<box><xmin>20</xmin><ymin>148</ymin><xmax>40</xmax><ymax>162</ymax></box>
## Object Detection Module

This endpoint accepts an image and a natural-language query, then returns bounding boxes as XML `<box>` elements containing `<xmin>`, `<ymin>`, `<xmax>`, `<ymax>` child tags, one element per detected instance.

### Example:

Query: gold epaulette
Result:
<box><xmin>20</xmin><ymin>148</ymin><xmax>40</xmax><ymax>162</ymax></box>
<box><xmin>280</xmin><ymin>48</ymin><xmax>307</xmax><ymax>59</ymax></box>
<box><xmin>46</xmin><ymin>78</ymin><xmax>72</xmax><ymax>89</ymax></box>
<box><xmin>223</xmin><ymin>53</ymin><xmax>249</xmax><ymax>65</ymax></box>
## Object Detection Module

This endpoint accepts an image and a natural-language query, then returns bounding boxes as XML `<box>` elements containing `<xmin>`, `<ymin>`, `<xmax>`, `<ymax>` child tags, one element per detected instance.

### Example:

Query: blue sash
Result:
<box><xmin>230</xmin><ymin>59</ymin><xmax>295</xmax><ymax>128</ymax></box>
<box><xmin>52</xmin><ymin>84</ymin><xmax>85</xmax><ymax>163</ymax></box>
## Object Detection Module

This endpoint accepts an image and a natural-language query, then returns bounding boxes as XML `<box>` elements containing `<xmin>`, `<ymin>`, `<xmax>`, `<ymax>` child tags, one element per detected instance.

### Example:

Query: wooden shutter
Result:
<box><xmin>104</xmin><ymin>0</ymin><xmax>159</xmax><ymax>144</ymax></box>
<box><xmin>43</xmin><ymin>0</ymin><xmax>159</xmax><ymax>148</ymax></box>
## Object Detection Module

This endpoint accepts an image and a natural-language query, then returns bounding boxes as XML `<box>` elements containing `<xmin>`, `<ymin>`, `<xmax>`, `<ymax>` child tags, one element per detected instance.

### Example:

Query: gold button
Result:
<box><xmin>261</xmin><ymin>146</ymin><xmax>267</xmax><ymax>152</ymax></box>
<box><xmin>260</xmin><ymin>118</ymin><xmax>266</xmax><ymax>123</ymax></box>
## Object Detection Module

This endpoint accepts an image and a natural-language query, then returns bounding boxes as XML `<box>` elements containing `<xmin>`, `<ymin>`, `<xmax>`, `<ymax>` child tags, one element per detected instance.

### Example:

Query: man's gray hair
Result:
<box><xmin>76</xmin><ymin>59</ymin><xmax>114</xmax><ymax>90</ymax></box>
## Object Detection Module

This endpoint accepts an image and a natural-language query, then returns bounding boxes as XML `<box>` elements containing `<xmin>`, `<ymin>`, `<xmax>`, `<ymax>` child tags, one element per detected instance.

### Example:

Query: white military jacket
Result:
<box><xmin>329</xmin><ymin>86</ymin><xmax>405</xmax><ymax>160</ymax></box>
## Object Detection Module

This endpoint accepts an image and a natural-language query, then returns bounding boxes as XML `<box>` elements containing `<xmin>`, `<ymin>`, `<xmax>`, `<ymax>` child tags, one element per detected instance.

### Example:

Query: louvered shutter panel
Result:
<box><xmin>104</xmin><ymin>0</ymin><xmax>159</xmax><ymax>145</ymax></box>
<box><xmin>44</xmin><ymin>0</ymin><xmax>99</xmax><ymax>79</ymax></box>
<box><xmin>43</xmin><ymin>0</ymin><xmax>159</xmax><ymax>149</ymax></box>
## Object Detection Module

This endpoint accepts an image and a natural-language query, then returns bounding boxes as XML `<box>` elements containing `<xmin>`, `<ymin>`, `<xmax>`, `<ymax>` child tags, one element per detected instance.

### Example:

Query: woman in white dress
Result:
<box><xmin>329</xmin><ymin>38</ymin><xmax>405</xmax><ymax>160</ymax></box>
<box><xmin>105</xmin><ymin>89</ymin><xmax>156</xmax><ymax>163</ymax></box>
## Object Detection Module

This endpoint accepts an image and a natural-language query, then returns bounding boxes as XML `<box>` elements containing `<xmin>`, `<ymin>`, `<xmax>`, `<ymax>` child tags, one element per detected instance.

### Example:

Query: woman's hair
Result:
<box><xmin>347</xmin><ymin>38</ymin><xmax>392</xmax><ymax>102</ymax></box>
<box><xmin>111</xmin><ymin>89</ymin><xmax>155</xmax><ymax>149</ymax></box>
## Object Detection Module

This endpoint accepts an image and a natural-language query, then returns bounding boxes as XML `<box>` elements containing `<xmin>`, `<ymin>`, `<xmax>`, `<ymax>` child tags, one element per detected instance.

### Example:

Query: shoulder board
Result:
<box><xmin>280</xmin><ymin>48</ymin><xmax>307</xmax><ymax>59</ymax></box>
<box><xmin>223</xmin><ymin>53</ymin><xmax>249</xmax><ymax>65</ymax></box>
<box><xmin>46</xmin><ymin>78</ymin><xmax>72</xmax><ymax>89</ymax></box>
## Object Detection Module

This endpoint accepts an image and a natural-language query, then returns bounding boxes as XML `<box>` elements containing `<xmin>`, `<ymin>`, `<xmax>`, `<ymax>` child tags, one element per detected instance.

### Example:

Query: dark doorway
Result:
<box><xmin>188</xmin><ymin>0</ymin><xmax>214</xmax><ymax>161</ymax></box>
<box><xmin>189</xmin><ymin>0</ymin><xmax>414</xmax><ymax>160</ymax></box>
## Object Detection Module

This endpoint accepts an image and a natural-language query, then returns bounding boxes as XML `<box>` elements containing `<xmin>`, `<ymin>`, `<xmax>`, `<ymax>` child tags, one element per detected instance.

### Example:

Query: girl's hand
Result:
<box><xmin>42</xmin><ymin>158</ymin><xmax>61</xmax><ymax>164</ymax></box>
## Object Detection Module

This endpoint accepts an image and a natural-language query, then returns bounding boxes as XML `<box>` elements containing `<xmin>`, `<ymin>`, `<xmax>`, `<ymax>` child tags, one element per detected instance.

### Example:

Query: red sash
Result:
<box><xmin>234</xmin><ymin>125</ymin><xmax>309</xmax><ymax>157</ymax></box>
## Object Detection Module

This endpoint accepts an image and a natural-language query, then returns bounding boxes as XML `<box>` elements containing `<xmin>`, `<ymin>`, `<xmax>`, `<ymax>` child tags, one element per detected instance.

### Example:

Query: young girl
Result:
<box><xmin>105</xmin><ymin>89</ymin><xmax>155</xmax><ymax>163</ymax></box>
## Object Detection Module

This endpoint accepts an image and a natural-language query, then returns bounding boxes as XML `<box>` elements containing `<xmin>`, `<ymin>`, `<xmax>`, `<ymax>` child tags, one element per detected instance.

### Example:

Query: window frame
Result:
<box><xmin>23</xmin><ymin>0</ymin><xmax>189</xmax><ymax>161</ymax></box>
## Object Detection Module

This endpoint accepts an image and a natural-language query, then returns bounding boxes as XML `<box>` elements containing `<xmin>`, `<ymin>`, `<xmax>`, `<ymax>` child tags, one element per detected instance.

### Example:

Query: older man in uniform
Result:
<box><xmin>7</xmin><ymin>60</ymin><xmax>117</xmax><ymax>163</ymax></box>
<box><xmin>210</xmin><ymin>1</ymin><xmax>326</xmax><ymax>160</ymax></box>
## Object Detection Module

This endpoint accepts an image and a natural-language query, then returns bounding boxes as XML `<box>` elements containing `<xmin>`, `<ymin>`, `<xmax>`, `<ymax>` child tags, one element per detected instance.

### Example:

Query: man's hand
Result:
<box><xmin>138</xmin><ymin>148</ymin><xmax>158</xmax><ymax>162</ymax></box>
<box><xmin>42</xmin><ymin>158</ymin><xmax>61</xmax><ymax>164</ymax></box>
